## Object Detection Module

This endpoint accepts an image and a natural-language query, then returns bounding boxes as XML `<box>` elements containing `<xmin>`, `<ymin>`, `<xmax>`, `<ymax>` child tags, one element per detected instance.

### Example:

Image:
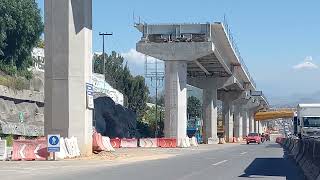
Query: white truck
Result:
<box><xmin>297</xmin><ymin>104</ymin><xmax>320</xmax><ymax>139</ymax></box>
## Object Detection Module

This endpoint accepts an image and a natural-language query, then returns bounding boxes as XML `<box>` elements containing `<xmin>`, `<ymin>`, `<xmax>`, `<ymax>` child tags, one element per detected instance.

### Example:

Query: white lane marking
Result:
<box><xmin>212</xmin><ymin>160</ymin><xmax>228</xmax><ymax>166</ymax></box>
<box><xmin>240</xmin><ymin>152</ymin><xmax>247</xmax><ymax>155</ymax></box>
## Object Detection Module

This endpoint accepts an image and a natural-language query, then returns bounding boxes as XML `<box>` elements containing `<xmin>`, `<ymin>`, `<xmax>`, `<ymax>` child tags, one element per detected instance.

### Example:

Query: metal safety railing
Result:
<box><xmin>223</xmin><ymin>16</ymin><xmax>256</xmax><ymax>88</ymax></box>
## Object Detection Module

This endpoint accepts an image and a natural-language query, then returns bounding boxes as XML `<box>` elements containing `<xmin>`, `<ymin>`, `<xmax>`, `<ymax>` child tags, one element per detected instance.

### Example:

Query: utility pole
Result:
<box><xmin>99</xmin><ymin>32</ymin><xmax>113</xmax><ymax>74</ymax></box>
<box><xmin>145</xmin><ymin>55</ymin><xmax>164</xmax><ymax>138</ymax></box>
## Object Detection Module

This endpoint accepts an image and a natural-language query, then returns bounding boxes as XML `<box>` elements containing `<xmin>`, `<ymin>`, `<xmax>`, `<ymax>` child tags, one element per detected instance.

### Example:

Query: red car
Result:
<box><xmin>246</xmin><ymin>133</ymin><xmax>261</xmax><ymax>144</ymax></box>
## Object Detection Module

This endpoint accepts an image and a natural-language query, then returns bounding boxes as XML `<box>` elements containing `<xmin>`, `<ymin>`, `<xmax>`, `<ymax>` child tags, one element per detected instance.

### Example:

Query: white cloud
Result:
<box><xmin>293</xmin><ymin>56</ymin><xmax>318</xmax><ymax>70</ymax></box>
<box><xmin>121</xmin><ymin>49</ymin><xmax>162</xmax><ymax>76</ymax></box>
<box><xmin>121</xmin><ymin>49</ymin><xmax>145</xmax><ymax>65</ymax></box>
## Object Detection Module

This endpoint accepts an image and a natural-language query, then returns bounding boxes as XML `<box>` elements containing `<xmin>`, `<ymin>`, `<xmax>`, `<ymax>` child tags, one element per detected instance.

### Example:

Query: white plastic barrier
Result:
<box><xmin>179</xmin><ymin>137</ymin><xmax>191</xmax><ymax>148</ymax></box>
<box><xmin>208</xmin><ymin>137</ymin><xmax>219</xmax><ymax>144</ymax></box>
<box><xmin>56</xmin><ymin>137</ymin><xmax>68</xmax><ymax>159</ymax></box>
<box><xmin>139</xmin><ymin>138</ymin><xmax>158</xmax><ymax>148</ymax></box>
<box><xmin>0</xmin><ymin>140</ymin><xmax>7</xmax><ymax>161</ymax></box>
<box><xmin>120</xmin><ymin>138</ymin><xmax>138</xmax><ymax>148</ymax></box>
<box><xmin>101</xmin><ymin>136</ymin><xmax>115</xmax><ymax>152</ymax></box>
<box><xmin>190</xmin><ymin>137</ymin><xmax>198</xmax><ymax>147</ymax></box>
<box><xmin>64</xmin><ymin>137</ymin><xmax>81</xmax><ymax>158</ymax></box>
<box><xmin>185</xmin><ymin>137</ymin><xmax>191</xmax><ymax>147</ymax></box>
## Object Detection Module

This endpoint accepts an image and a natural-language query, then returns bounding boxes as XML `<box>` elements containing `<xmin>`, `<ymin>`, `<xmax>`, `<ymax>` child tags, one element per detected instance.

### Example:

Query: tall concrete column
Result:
<box><xmin>223</xmin><ymin>100</ymin><xmax>233</xmax><ymax>142</ymax></box>
<box><xmin>234</xmin><ymin>105</ymin><xmax>243</xmax><ymax>140</ymax></box>
<box><xmin>249</xmin><ymin>113</ymin><xmax>254</xmax><ymax>133</ymax></box>
<box><xmin>255</xmin><ymin>120</ymin><xmax>259</xmax><ymax>133</ymax></box>
<box><xmin>164</xmin><ymin>61</ymin><xmax>187</xmax><ymax>146</ymax></box>
<box><xmin>44</xmin><ymin>0</ymin><xmax>93</xmax><ymax>155</ymax></box>
<box><xmin>242</xmin><ymin>111</ymin><xmax>249</xmax><ymax>137</ymax></box>
<box><xmin>202</xmin><ymin>86</ymin><xmax>218</xmax><ymax>144</ymax></box>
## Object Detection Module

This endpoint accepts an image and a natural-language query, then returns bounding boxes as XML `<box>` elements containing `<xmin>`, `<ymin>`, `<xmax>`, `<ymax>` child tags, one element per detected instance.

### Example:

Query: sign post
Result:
<box><xmin>86</xmin><ymin>83</ymin><xmax>94</xmax><ymax>109</ymax></box>
<box><xmin>250</xmin><ymin>90</ymin><xmax>262</xmax><ymax>96</ymax></box>
<box><xmin>47</xmin><ymin>134</ymin><xmax>60</xmax><ymax>160</ymax></box>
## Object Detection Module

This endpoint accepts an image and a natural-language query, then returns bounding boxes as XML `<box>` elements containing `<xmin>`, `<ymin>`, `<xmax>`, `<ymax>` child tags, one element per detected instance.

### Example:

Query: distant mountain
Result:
<box><xmin>269</xmin><ymin>91</ymin><xmax>320</xmax><ymax>108</ymax></box>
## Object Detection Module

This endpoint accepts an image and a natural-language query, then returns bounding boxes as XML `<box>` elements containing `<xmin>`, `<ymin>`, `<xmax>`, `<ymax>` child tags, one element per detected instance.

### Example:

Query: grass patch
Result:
<box><xmin>0</xmin><ymin>74</ymin><xmax>29</xmax><ymax>90</ymax></box>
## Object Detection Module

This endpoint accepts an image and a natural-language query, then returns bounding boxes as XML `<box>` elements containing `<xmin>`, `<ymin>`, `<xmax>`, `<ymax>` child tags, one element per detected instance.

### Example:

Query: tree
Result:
<box><xmin>187</xmin><ymin>96</ymin><xmax>202</xmax><ymax>118</ymax></box>
<box><xmin>142</xmin><ymin>106</ymin><xmax>164</xmax><ymax>137</ymax></box>
<box><xmin>0</xmin><ymin>0</ymin><xmax>43</xmax><ymax>74</ymax></box>
<box><xmin>93</xmin><ymin>52</ymin><xmax>149</xmax><ymax>120</ymax></box>
<box><xmin>37</xmin><ymin>38</ymin><xmax>45</xmax><ymax>48</ymax></box>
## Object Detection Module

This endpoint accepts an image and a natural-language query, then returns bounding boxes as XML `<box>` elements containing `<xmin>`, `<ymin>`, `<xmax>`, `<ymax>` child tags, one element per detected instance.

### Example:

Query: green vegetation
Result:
<box><xmin>0</xmin><ymin>0</ymin><xmax>43</xmax><ymax>78</ymax></box>
<box><xmin>0</xmin><ymin>74</ymin><xmax>29</xmax><ymax>90</ymax></box>
<box><xmin>93</xmin><ymin>52</ymin><xmax>149</xmax><ymax>120</ymax></box>
<box><xmin>141</xmin><ymin>105</ymin><xmax>164</xmax><ymax>137</ymax></box>
<box><xmin>187</xmin><ymin>96</ymin><xmax>202</xmax><ymax>118</ymax></box>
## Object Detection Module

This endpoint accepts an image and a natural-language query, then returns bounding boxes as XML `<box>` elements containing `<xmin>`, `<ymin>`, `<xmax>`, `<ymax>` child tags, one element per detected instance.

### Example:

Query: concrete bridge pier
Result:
<box><xmin>188</xmin><ymin>78</ymin><xmax>227</xmax><ymax>144</ymax></box>
<box><xmin>233</xmin><ymin>93</ymin><xmax>252</xmax><ymax>141</ymax></box>
<box><xmin>234</xmin><ymin>105</ymin><xmax>243</xmax><ymax>141</ymax></box>
<box><xmin>44</xmin><ymin>0</ymin><xmax>93</xmax><ymax>155</ymax></box>
<box><xmin>219</xmin><ymin>91</ymin><xmax>242</xmax><ymax>142</ymax></box>
<box><xmin>242</xmin><ymin>111</ymin><xmax>249</xmax><ymax>138</ymax></box>
<box><xmin>249</xmin><ymin>111</ymin><xmax>255</xmax><ymax>133</ymax></box>
<box><xmin>164</xmin><ymin>61</ymin><xmax>188</xmax><ymax>146</ymax></box>
<box><xmin>254</xmin><ymin>120</ymin><xmax>259</xmax><ymax>133</ymax></box>
<box><xmin>202</xmin><ymin>87</ymin><xmax>218</xmax><ymax>144</ymax></box>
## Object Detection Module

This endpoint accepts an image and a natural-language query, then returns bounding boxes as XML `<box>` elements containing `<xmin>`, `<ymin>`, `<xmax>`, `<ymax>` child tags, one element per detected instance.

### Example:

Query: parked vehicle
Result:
<box><xmin>246</xmin><ymin>133</ymin><xmax>261</xmax><ymax>144</ymax></box>
<box><xmin>297</xmin><ymin>104</ymin><xmax>320</xmax><ymax>139</ymax></box>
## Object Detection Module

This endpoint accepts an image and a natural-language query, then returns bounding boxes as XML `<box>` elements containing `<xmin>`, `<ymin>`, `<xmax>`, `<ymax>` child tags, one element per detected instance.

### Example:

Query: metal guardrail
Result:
<box><xmin>222</xmin><ymin>17</ymin><xmax>256</xmax><ymax>88</ymax></box>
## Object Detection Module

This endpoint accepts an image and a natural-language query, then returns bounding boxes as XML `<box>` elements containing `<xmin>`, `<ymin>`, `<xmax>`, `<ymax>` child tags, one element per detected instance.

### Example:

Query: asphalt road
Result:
<box><xmin>1</xmin><ymin>142</ymin><xmax>305</xmax><ymax>180</ymax></box>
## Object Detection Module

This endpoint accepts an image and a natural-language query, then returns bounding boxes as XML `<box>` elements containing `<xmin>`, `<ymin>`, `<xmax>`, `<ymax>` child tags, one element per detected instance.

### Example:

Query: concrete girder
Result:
<box><xmin>136</xmin><ymin>42</ymin><xmax>214</xmax><ymax>61</ymax></box>
<box><xmin>218</xmin><ymin>76</ymin><xmax>244</xmax><ymax>92</ymax></box>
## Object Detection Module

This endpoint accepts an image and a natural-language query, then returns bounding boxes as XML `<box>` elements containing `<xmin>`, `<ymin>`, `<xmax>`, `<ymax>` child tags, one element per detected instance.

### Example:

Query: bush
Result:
<box><xmin>5</xmin><ymin>134</ymin><xmax>13</xmax><ymax>147</ymax></box>
<box><xmin>0</xmin><ymin>74</ymin><xmax>29</xmax><ymax>90</ymax></box>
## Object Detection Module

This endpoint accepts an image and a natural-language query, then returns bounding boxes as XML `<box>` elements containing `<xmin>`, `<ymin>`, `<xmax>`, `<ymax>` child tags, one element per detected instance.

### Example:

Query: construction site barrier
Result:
<box><xmin>157</xmin><ymin>138</ymin><xmax>177</xmax><ymax>148</ymax></box>
<box><xmin>190</xmin><ymin>137</ymin><xmax>198</xmax><ymax>147</ymax></box>
<box><xmin>64</xmin><ymin>137</ymin><xmax>81</xmax><ymax>158</ymax></box>
<box><xmin>110</xmin><ymin>138</ymin><xmax>121</xmax><ymax>148</ymax></box>
<box><xmin>139</xmin><ymin>138</ymin><xmax>158</xmax><ymax>148</ymax></box>
<box><xmin>208</xmin><ymin>137</ymin><xmax>219</xmax><ymax>144</ymax></box>
<box><xmin>0</xmin><ymin>140</ymin><xmax>7</xmax><ymax>161</ymax></box>
<box><xmin>120</xmin><ymin>138</ymin><xmax>138</xmax><ymax>148</ymax></box>
<box><xmin>101</xmin><ymin>136</ymin><xmax>115</xmax><ymax>151</ymax></box>
<box><xmin>279</xmin><ymin>137</ymin><xmax>320</xmax><ymax>180</ymax></box>
<box><xmin>92</xmin><ymin>132</ymin><xmax>106</xmax><ymax>152</ymax></box>
<box><xmin>56</xmin><ymin>137</ymin><xmax>68</xmax><ymax>159</ymax></box>
<box><xmin>12</xmin><ymin>139</ymin><xmax>48</xmax><ymax>161</ymax></box>
<box><xmin>179</xmin><ymin>137</ymin><xmax>190</xmax><ymax>148</ymax></box>
<box><xmin>218</xmin><ymin>137</ymin><xmax>226</xmax><ymax>144</ymax></box>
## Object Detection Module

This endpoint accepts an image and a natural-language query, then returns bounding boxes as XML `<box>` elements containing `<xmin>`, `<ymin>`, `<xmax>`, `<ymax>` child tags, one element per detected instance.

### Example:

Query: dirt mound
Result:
<box><xmin>94</xmin><ymin>96</ymin><xmax>137</xmax><ymax>138</ymax></box>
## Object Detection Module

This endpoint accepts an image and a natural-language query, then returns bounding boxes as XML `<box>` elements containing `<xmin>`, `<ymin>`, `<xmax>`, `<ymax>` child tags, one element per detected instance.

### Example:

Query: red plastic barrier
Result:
<box><xmin>139</xmin><ymin>138</ymin><xmax>158</xmax><ymax>148</ymax></box>
<box><xmin>120</xmin><ymin>138</ymin><xmax>138</xmax><ymax>148</ymax></box>
<box><xmin>157</xmin><ymin>138</ymin><xmax>177</xmax><ymax>148</ymax></box>
<box><xmin>92</xmin><ymin>133</ymin><xmax>105</xmax><ymax>151</ymax></box>
<box><xmin>12</xmin><ymin>139</ymin><xmax>48</xmax><ymax>161</ymax></box>
<box><xmin>110</xmin><ymin>138</ymin><xmax>121</xmax><ymax>148</ymax></box>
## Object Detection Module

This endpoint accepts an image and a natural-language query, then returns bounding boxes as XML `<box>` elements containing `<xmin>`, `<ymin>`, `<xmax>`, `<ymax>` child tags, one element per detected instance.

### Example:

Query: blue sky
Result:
<box><xmin>36</xmin><ymin>0</ymin><xmax>320</xmax><ymax>101</ymax></box>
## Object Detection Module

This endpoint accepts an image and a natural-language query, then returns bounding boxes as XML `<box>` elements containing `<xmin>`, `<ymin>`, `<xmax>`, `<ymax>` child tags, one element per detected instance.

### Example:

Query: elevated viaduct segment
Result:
<box><xmin>135</xmin><ymin>22</ymin><xmax>269</xmax><ymax>145</ymax></box>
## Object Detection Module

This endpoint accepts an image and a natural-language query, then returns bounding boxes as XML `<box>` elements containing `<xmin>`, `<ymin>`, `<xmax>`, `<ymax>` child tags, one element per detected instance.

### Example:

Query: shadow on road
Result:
<box><xmin>239</xmin><ymin>157</ymin><xmax>305</xmax><ymax>180</ymax></box>
<box><xmin>264</xmin><ymin>143</ymin><xmax>282</xmax><ymax>148</ymax></box>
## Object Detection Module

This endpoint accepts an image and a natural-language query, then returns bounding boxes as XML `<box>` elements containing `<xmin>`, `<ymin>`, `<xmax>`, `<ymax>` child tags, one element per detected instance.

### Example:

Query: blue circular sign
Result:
<box><xmin>49</xmin><ymin>136</ymin><xmax>59</xmax><ymax>145</ymax></box>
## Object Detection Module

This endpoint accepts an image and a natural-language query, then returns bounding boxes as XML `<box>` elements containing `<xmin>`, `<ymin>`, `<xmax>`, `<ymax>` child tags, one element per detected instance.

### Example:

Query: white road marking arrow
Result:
<box><xmin>19</xmin><ymin>144</ymin><xmax>26</xmax><ymax>159</ymax></box>
<box><xmin>34</xmin><ymin>144</ymin><xmax>41</xmax><ymax>159</ymax></box>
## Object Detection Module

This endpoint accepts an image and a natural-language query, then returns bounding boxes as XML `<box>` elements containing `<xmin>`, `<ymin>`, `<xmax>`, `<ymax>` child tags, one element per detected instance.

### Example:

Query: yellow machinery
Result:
<box><xmin>255</xmin><ymin>109</ymin><xmax>295</xmax><ymax>121</ymax></box>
